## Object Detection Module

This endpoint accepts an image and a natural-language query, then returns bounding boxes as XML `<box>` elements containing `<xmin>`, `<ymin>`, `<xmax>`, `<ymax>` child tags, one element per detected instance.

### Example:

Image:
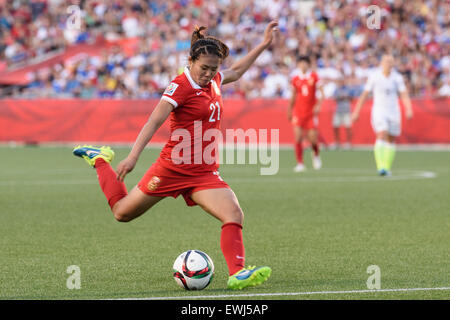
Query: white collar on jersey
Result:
<box><xmin>295</xmin><ymin>69</ymin><xmax>311</xmax><ymax>79</ymax></box>
<box><xmin>184</xmin><ymin>66</ymin><xmax>202</xmax><ymax>89</ymax></box>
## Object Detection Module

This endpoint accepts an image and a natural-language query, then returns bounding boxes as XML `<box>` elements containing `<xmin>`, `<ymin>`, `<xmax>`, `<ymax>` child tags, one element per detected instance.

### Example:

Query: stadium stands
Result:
<box><xmin>0</xmin><ymin>0</ymin><xmax>448</xmax><ymax>99</ymax></box>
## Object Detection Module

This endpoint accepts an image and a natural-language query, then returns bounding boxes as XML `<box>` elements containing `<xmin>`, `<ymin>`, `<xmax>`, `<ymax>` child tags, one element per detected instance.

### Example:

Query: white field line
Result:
<box><xmin>227</xmin><ymin>170</ymin><xmax>437</xmax><ymax>183</ymax></box>
<box><xmin>0</xmin><ymin>180</ymin><xmax>98</xmax><ymax>186</ymax></box>
<box><xmin>0</xmin><ymin>170</ymin><xmax>436</xmax><ymax>186</ymax></box>
<box><xmin>113</xmin><ymin>286</ymin><xmax>450</xmax><ymax>300</ymax></box>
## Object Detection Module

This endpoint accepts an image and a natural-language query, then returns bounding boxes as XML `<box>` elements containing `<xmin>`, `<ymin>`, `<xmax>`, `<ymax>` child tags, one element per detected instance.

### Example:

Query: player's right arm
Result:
<box><xmin>221</xmin><ymin>21</ymin><xmax>278</xmax><ymax>85</ymax></box>
<box><xmin>352</xmin><ymin>71</ymin><xmax>376</xmax><ymax>122</ymax></box>
<box><xmin>352</xmin><ymin>74</ymin><xmax>374</xmax><ymax>123</ymax></box>
<box><xmin>116</xmin><ymin>99</ymin><xmax>174</xmax><ymax>181</ymax></box>
<box><xmin>351</xmin><ymin>89</ymin><xmax>370</xmax><ymax>122</ymax></box>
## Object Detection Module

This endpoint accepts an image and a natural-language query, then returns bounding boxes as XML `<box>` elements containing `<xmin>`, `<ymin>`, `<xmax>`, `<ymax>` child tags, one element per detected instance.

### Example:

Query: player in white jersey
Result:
<box><xmin>352</xmin><ymin>55</ymin><xmax>413</xmax><ymax>176</ymax></box>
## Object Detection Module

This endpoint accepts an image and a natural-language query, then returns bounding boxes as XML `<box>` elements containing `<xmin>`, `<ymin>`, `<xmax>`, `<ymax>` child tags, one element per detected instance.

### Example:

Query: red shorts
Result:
<box><xmin>137</xmin><ymin>160</ymin><xmax>230</xmax><ymax>206</ymax></box>
<box><xmin>292</xmin><ymin>114</ymin><xmax>318</xmax><ymax>130</ymax></box>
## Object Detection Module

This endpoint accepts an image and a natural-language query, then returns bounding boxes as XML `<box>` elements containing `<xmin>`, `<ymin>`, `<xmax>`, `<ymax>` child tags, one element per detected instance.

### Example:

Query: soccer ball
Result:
<box><xmin>173</xmin><ymin>250</ymin><xmax>214</xmax><ymax>290</ymax></box>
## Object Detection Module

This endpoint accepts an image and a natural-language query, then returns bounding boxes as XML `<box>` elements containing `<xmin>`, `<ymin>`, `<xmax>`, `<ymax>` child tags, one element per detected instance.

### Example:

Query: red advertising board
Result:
<box><xmin>0</xmin><ymin>98</ymin><xmax>449</xmax><ymax>145</ymax></box>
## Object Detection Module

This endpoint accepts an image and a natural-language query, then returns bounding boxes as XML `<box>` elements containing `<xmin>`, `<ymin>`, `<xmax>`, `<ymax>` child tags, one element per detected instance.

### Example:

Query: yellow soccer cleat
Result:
<box><xmin>72</xmin><ymin>145</ymin><xmax>114</xmax><ymax>168</ymax></box>
<box><xmin>227</xmin><ymin>266</ymin><xmax>272</xmax><ymax>290</ymax></box>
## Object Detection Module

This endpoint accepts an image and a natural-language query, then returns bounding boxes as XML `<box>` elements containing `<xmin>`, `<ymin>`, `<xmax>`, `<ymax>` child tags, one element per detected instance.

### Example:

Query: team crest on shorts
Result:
<box><xmin>147</xmin><ymin>176</ymin><xmax>161</xmax><ymax>191</ymax></box>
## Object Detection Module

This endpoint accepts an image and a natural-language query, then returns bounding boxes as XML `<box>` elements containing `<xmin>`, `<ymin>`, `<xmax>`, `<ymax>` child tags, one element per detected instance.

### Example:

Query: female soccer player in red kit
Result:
<box><xmin>288</xmin><ymin>56</ymin><xmax>324</xmax><ymax>172</ymax></box>
<box><xmin>73</xmin><ymin>21</ymin><xmax>278</xmax><ymax>290</ymax></box>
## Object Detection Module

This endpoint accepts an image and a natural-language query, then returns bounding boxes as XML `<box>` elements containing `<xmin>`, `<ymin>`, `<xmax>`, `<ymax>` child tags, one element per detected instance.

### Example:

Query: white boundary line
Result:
<box><xmin>115</xmin><ymin>287</ymin><xmax>450</xmax><ymax>300</ymax></box>
<box><xmin>0</xmin><ymin>170</ymin><xmax>437</xmax><ymax>186</ymax></box>
<box><xmin>0</xmin><ymin>179</ymin><xmax>98</xmax><ymax>186</ymax></box>
<box><xmin>227</xmin><ymin>170</ymin><xmax>437</xmax><ymax>183</ymax></box>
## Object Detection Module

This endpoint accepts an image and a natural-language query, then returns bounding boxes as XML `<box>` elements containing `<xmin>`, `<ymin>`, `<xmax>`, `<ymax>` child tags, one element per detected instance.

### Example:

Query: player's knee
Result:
<box><xmin>376</xmin><ymin>131</ymin><xmax>388</xmax><ymax>140</ymax></box>
<box><xmin>224</xmin><ymin>206</ymin><xmax>244</xmax><ymax>225</ymax></box>
<box><xmin>112</xmin><ymin>208</ymin><xmax>134</xmax><ymax>223</ymax></box>
<box><xmin>308</xmin><ymin>131</ymin><xmax>317</xmax><ymax>142</ymax></box>
<box><xmin>114</xmin><ymin>213</ymin><xmax>132</xmax><ymax>222</ymax></box>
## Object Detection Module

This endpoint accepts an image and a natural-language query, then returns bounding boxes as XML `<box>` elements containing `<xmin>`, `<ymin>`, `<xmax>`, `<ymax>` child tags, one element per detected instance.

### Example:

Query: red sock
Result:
<box><xmin>312</xmin><ymin>143</ymin><xmax>320</xmax><ymax>156</ymax></box>
<box><xmin>294</xmin><ymin>142</ymin><xmax>303</xmax><ymax>163</ymax></box>
<box><xmin>221</xmin><ymin>222</ymin><xmax>245</xmax><ymax>276</ymax></box>
<box><xmin>95</xmin><ymin>158</ymin><xmax>127</xmax><ymax>209</ymax></box>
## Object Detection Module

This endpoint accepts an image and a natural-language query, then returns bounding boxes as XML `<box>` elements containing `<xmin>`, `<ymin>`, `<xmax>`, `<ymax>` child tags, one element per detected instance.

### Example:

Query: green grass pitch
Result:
<box><xmin>0</xmin><ymin>146</ymin><xmax>449</xmax><ymax>300</ymax></box>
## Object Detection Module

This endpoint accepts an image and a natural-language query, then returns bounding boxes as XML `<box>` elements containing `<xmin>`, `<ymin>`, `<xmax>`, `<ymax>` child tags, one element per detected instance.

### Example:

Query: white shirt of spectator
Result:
<box><xmin>262</xmin><ymin>73</ymin><xmax>290</xmax><ymax>98</ymax></box>
<box><xmin>364</xmin><ymin>68</ymin><xmax>406</xmax><ymax>118</ymax></box>
<box><xmin>317</xmin><ymin>65</ymin><xmax>340</xmax><ymax>98</ymax></box>
<box><xmin>438</xmin><ymin>82</ymin><xmax>450</xmax><ymax>97</ymax></box>
<box><xmin>122</xmin><ymin>15</ymin><xmax>140</xmax><ymax>38</ymax></box>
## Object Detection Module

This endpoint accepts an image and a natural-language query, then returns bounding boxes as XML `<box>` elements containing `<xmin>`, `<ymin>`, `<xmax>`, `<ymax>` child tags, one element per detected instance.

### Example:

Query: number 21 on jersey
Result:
<box><xmin>209</xmin><ymin>101</ymin><xmax>221</xmax><ymax>122</ymax></box>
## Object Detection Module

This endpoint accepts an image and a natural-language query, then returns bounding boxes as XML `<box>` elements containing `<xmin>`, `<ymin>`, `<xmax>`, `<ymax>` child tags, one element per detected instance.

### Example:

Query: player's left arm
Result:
<box><xmin>398</xmin><ymin>75</ymin><xmax>413</xmax><ymax>119</ymax></box>
<box><xmin>314</xmin><ymin>83</ymin><xmax>325</xmax><ymax>115</ymax></box>
<box><xmin>221</xmin><ymin>21</ymin><xmax>278</xmax><ymax>85</ymax></box>
<box><xmin>400</xmin><ymin>90</ymin><xmax>413</xmax><ymax>119</ymax></box>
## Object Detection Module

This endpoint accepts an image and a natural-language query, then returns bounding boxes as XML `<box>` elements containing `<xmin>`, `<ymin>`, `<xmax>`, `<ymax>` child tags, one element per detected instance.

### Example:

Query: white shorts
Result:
<box><xmin>333</xmin><ymin>113</ymin><xmax>351</xmax><ymax>128</ymax></box>
<box><xmin>371</xmin><ymin>113</ymin><xmax>401</xmax><ymax>136</ymax></box>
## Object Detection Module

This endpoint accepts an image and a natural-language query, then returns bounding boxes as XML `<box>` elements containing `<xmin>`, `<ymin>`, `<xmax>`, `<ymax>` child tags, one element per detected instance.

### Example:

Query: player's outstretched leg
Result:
<box><xmin>73</xmin><ymin>145</ymin><xmax>128</xmax><ymax>209</ymax></box>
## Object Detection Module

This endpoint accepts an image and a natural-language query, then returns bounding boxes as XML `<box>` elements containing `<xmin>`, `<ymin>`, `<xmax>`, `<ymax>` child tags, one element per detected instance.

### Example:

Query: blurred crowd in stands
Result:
<box><xmin>1</xmin><ymin>0</ymin><xmax>449</xmax><ymax>99</ymax></box>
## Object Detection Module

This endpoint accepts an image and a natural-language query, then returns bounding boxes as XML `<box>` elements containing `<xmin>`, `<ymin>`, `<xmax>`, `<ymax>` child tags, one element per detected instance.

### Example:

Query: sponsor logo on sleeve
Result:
<box><xmin>164</xmin><ymin>82</ymin><xmax>179</xmax><ymax>96</ymax></box>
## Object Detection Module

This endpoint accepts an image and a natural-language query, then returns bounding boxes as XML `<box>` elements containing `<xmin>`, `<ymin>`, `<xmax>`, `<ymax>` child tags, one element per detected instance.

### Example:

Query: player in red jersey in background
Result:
<box><xmin>287</xmin><ymin>56</ymin><xmax>325</xmax><ymax>172</ymax></box>
<box><xmin>73</xmin><ymin>21</ymin><xmax>278</xmax><ymax>290</ymax></box>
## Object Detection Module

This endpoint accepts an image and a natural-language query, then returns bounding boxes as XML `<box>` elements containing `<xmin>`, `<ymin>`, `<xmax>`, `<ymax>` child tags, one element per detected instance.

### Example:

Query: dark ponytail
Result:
<box><xmin>190</xmin><ymin>26</ymin><xmax>229</xmax><ymax>62</ymax></box>
<box><xmin>191</xmin><ymin>26</ymin><xmax>207</xmax><ymax>46</ymax></box>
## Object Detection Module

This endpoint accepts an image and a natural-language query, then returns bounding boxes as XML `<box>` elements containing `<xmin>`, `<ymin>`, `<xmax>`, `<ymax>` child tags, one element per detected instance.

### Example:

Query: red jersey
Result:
<box><xmin>158</xmin><ymin>66</ymin><xmax>224</xmax><ymax>175</ymax></box>
<box><xmin>291</xmin><ymin>71</ymin><xmax>320</xmax><ymax>117</ymax></box>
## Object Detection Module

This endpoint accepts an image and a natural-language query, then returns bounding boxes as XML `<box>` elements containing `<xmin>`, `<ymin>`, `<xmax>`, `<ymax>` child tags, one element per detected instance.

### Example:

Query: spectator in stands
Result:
<box><xmin>331</xmin><ymin>76</ymin><xmax>356</xmax><ymax>150</ymax></box>
<box><xmin>437</xmin><ymin>72</ymin><xmax>450</xmax><ymax>97</ymax></box>
<box><xmin>0</xmin><ymin>0</ymin><xmax>448</xmax><ymax>99</ymax></box>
